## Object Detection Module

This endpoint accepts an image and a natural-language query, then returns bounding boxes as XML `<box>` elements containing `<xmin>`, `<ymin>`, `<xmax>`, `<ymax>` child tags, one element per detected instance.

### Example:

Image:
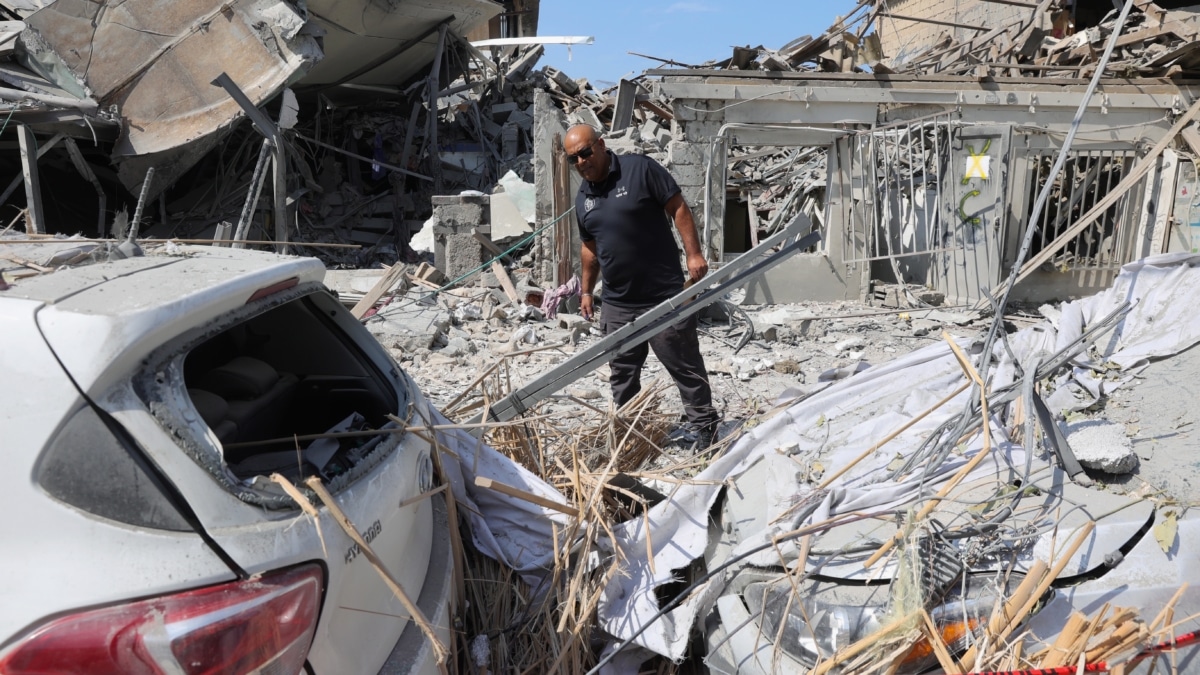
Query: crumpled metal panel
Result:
<box><xmin>21</xmin><ymin>0</ymin><xmax>321</xmax><ymax>192</ymax></box>
<box><xmin>0</xmin><ymin>0</ymin><xmax>49</xmax><ymax>17</ymax></box>
<box><xmin>302</xmin><ymin>0</ymin><xmax>501</xmax><ymax>91</ymax></box>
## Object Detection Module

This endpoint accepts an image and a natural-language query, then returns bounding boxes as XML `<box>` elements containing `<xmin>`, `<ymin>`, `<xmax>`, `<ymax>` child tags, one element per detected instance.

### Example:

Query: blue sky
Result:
<box><xmin>538</xmin><ymin>0</ymin><xmax>862</xmax><ymax>89</ymax></box>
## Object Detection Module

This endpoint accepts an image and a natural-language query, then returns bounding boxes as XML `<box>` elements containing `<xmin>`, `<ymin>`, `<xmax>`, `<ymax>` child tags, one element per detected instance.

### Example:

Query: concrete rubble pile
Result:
<box><xmin>880</xmin><ymin>0</ymin><xmax>1200</xmax><ymax>79</ymax></box>
<box><xmin>0</xmin><ymin>0</ymin><xmax>678</xmax><ymax>276</ymax></box>
<box><xmin>635</xmin><ymin>1</ymin><xmax>1200</xmax><ymax>261</ymax></box>
<box><xmin>660</xmin><ymin>0</ymin><xmax>1200</xmax><ymax>80</ymax></box>
<box><xmin>168</xmin><ymin>44</ymin><xmax>676</xmax><ymax>272</ymax></box>
<box><xmin>8</xmin><ymin>1</ymin><xmax>1200</xmax><ymax>674</ymax></box>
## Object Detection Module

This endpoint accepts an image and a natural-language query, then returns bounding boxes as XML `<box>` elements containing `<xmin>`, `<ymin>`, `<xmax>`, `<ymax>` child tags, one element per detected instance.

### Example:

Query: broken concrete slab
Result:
<box><xmin>21</xmin><ymin>0</ymin><xmax>321</xmax><ymax>196</ymax></box>
<box><xmin>366</xmin><ymin>291</ymin><xmax>452</xmax><ymax>353</ymax></box>
<box><xmin>1065</xmin><ymin>420</ymin><xmax>1139</xmax><ymax>475</ymax></box>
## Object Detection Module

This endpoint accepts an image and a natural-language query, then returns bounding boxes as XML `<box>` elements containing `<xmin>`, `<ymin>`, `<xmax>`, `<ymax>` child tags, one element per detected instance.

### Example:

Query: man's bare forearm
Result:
<box><xmin>580</xmin><ymin>241</ymin><xmax>599</xmax><ymax>293</ymax></box>
<box><xmin>668</xmin><ymin>193</ymin><xmax>703</xmax><ymax>257</ymax></box>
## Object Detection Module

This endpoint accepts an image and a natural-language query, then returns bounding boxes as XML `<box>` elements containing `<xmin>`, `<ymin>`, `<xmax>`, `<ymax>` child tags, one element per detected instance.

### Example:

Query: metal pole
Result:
<box><xmin>128</xmin><ymin>166</ymin><xmax>155</xmax><ymax>241</ymax></box>
<box><xmin>479</xmin><ymin>220</ymin><xmax>822</xmax><ymax>425</ymax></box>
<box><xmin>233</xmin><ymin>140</ymin><xmax>272</xmax><ymax>249</ymax></box>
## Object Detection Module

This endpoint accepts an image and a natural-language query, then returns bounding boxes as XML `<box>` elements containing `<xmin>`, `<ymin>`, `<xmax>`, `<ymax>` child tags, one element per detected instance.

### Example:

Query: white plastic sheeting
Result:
<box><xmin>415</xmin><ymin>402</ymin><xmax>567</xmax><ymax>590</ymax></box>
<box><xmin>596</xmin><ymin>253</ymin><xmax>1200</xmax><ymax>663</ymax></box>
<box><xmin>427</xmin><ymin>253</ymin><xmax>1200</xmax><ymax>667</ymax></box>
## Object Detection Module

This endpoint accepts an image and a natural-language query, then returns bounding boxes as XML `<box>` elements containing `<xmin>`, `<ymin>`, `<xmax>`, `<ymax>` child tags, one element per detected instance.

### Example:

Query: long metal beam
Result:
<box><xmin>481</xmin><ymin>218</ymin><xmax>822</xmax><ymax>424</ymax></box>
<box><xmin>657</xmin><ymin>80</ymin><xmax>1185</xmax><ymax>112</ymax></box>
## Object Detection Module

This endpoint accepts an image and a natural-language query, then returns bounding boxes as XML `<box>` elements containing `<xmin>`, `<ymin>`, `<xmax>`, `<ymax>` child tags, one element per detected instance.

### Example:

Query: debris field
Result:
<box><xmin>2</xmin><ymin>0</ymin><xmax>1200</xmax><ymax>674</ymax></box>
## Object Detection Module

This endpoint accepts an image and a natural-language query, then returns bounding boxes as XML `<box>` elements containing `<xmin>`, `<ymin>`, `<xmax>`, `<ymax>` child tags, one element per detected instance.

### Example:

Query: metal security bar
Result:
<box><xmin>480</xmin><ymin>219</ymin><xmax>822</xmax><ymax>425</ymax></box>
<box><xmin>842</xmin><ymin>112</ymin><xmax>962</xmax><ymax>264</ymax></box>
<box><xmin>1022</xmin><ymin>148</ymin><xmax>1151</xmax><ymax>281</ymax></box>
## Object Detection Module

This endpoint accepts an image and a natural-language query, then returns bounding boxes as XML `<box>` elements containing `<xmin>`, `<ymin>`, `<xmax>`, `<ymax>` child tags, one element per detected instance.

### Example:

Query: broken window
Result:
<box><xmin>139</xmin><ymin>288</ymin><xmax>407</xmax><ymax>506</ymax></box>
<box><xmin>1019</xmin><ymin>145</ymin><xmax>1151</xmax><ymax>281</ymax></box>
<box><xmin>724</xmin><ymin>145</ymin><xmax>827</xmax><ymax>257</ymax></box>
<box><xmin>841</xmin><ymin>113</ymin><xmax>960</xmax><ymax>270</ymax></box>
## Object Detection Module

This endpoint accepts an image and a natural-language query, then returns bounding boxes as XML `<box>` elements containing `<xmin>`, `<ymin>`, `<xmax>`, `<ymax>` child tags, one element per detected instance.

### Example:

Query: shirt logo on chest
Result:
<box><xmin>584</xmin><ymin>197</ymin><xmax>596</xmax><ymax>212</ymax></box>
<box><xmin>615</xmin><ymin>186</ymin><xmax>628</xmax><ymax>199</ymax></box>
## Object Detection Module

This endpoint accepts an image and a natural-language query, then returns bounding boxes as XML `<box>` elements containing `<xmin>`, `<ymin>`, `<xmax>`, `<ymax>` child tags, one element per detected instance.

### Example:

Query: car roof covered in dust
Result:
<box><xmin>0</xmin><ymin>246</ymin><xmax>325</xmax><ymax>312</ymax></box>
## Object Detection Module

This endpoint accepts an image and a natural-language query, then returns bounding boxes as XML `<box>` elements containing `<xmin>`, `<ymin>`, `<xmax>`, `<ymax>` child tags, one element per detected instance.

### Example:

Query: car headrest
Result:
<box><xmin>198</xmin><ymin>356</ymin><xmax>280</xmax><ymax>400</ymax></box>
<box><xmin>187</xmin><ymin>388</ymin><xmax>229</xmax><ymax>426</ymax></box>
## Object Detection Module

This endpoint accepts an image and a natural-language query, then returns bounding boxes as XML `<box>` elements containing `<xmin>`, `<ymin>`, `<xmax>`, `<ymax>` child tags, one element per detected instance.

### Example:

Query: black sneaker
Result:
<box><xmin>665</xmin><ymin>424</ymin><xmax>700</xmax><ymax>448</ymax></box>
<box><xmin>693</xmin><ymin>424</ymin><xmax>717</xmax><ymax>454</ymax></box>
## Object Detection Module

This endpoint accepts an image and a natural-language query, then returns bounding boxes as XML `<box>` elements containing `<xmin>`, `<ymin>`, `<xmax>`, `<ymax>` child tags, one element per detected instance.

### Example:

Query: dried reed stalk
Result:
<box><xmin>446</xmin><ymin>367</ymin><xmax>692</xmax><ymax>673</ymax></box>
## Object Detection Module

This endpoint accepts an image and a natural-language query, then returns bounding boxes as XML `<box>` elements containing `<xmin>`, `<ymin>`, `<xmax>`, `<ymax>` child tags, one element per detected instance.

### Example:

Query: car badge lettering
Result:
<box><xmin>344</xmin><ymin>519</ymin><xmax>383</xmax><ymax>565</ymax></box>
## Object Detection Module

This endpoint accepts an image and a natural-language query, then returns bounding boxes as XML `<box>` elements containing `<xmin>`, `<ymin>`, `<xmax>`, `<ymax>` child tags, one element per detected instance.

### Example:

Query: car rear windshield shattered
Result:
<box><xmin>142</xmin><ymin>290</ymin><xmax>405</xmax><ymax>506</ymax></box>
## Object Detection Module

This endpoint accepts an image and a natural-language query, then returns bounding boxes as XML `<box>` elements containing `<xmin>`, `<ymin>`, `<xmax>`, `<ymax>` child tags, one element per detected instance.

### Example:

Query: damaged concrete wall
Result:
<box><xmin>662</xmin><ymin>91</ymin><xmax>868</xmax><ymax>303</ymax></box>
<box><xmin>659</xmin><ymin>74</ymin><xmax>1186</xmax><ymax>306</ymax></box>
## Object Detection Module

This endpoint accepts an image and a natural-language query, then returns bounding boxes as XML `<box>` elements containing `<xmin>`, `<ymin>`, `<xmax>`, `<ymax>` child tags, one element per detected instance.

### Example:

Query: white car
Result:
<box><xmin>0</xmin><ymin>246</ymin><xmax>453</xmax><ymax>674</ymax></box>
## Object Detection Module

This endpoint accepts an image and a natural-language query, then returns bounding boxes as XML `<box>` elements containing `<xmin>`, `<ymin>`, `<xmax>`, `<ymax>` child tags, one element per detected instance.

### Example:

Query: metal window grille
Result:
<box><xmin>841</xmin><ymin>112</ymin><xmax>963</xmax><ymax>264</ymax></box>
<box><xmin>1020</xmin><ymin>148</ymin><xmax>1151</xmax><ymax>280</ymax></box>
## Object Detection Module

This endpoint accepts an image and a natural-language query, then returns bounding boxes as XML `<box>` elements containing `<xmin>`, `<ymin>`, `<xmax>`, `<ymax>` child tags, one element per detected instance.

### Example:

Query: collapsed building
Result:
<box><xmin>3</xmin><ymin>0</ymin><xmax>1200</xmax><ymax>317</ymax></box>
<box><xmin>647</xmin><ymin>0</ymin><xmax>1200</xmax><ymax>310</ymax></box>
<box><xmin>5</xmin><ymin>1</ymin><xmax>1200</xmax><ymax>672</ymax></box>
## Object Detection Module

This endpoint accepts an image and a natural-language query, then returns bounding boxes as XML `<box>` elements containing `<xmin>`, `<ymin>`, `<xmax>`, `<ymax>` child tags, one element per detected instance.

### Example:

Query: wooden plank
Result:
<box><xmin>878</xmin><ymin>12</ymin><xmax>989</xmax><ymax>32</ymax></box>
<box><xmin>635</xmin><ymin>97</ymin><xmax>674</xmax><ymax>121</ymax></box>
<box><xmin>744</xmin><ymin>191</ymin><xmax>761</xmax><ymax>248</ymax></box>
<box><xmin>474</xmin><ymin>476</ymin><xmax>580</xmax><ymax>517</ymax></box>
<box><xmin>612</xmin><ymin>78</ymin><xmax>637</xmax><ymax>131</ymax></box>
<box><xmin>16</xmin><ymin>125</ymin><xmax>43</xmax><ymax>234</ymax></box>
<box><xmin>473</xmin><ymin>231</ymin><xmax>506</xmax><ymax>259</ymax></box>
<box><xmin>0</xmin><ymin>252</ymin><xmax>52</xmax><ymax>272</ymax></box>
<box><xmin>1147</xmin><ymin>148</ymin><xmax>1178</xmax><ymax>256</ymax></box>
<box><xmin>552</xmin><ymin>132</ymin><xmax>573</xmax><ymax>285</ymax></box>
<box><xmin>1013</xmin><ymin>96</ymin><xmax>1200</xmax><ymax>288</ymax></box>
<box><xmin>350</xmin><ymin>263</ymin><xmax>407</xmax><ymax>319</ymax></box>
<box><xmin>0</xmin><ymin>132</ymin><xmax>62</xmax><ymax>208</ymax></box>
<box><xmin>62</xmin><ymin>137</ymin><xmax>106</xmax><ymax>236</ymax></box>
<box><xmin>272</xmin><ymin>138</ymin><xmax>288</xmax><ymax>254</ymax></box>
<box><xmin>1113</xmin><ymin>23</ymin><xmax>1194</xmax><ymax>49</ymax></box>
<box><xmin>491</xmin><ymin>259</ymin><xmax>520</xmax><ymax>303</ymax></box>
<box><xmin>1179</xmin><ymin>123</ymin><xmax>1200</xmax><ymax>156</ymax></box>
<box><xmin>425</xmin><ymin>24</ymin><xmax>448</xmax><ymax>195</ymax></box>
<box><xmin>406</xmin><ymin>272</ymin><xmax>442</xmax><ymax>290</ymax></box>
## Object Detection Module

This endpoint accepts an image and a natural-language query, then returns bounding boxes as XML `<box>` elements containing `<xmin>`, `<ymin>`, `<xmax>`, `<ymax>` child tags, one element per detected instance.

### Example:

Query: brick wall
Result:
<box><xmin>877</xmin><ymin>0</ymin><xmax>1045</xmax><ymax>65</ymax></box>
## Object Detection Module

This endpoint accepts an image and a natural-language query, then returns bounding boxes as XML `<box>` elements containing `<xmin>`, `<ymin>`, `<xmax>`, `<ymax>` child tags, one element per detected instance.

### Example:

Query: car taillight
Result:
<box><xmin>0</xmin><ymin>563</ymin><xmax>323</xmax><ymax>675</ymax></box>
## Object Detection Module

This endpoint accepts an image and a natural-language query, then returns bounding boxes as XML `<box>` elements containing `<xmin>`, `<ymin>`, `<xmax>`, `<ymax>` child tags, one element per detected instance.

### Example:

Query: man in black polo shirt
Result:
<box><xmin>564</xmin><ymin>123</ymin><xmax>720</xmax><ymax>449</ymax></box>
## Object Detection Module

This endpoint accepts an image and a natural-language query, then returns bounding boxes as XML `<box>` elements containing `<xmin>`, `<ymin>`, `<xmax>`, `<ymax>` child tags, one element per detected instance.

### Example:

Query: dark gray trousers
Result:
<box><xmin>600</xmin><ymin>303</ymin><xmax>720</xmax><ymax>429</ymax></box>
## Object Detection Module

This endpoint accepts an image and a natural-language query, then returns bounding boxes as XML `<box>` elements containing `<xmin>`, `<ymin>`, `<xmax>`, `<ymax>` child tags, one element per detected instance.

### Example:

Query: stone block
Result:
<box><xmin>431</xmin><ymin>194</ymin><xmax>491</xmax><ymax>280</ymax></box>
<box><xmin>669</xmin><ymin>163</ymin><xmax>707</xmax><ymax>188</ymax></box>
<box><xmin>414</xmin><ymin>261</ymin><xmax>446</xmax><ymax>285</ymax></box>
<box><xmin>570</xmin><ymin>106</ymin><xmax>602</xmax><ymax>130</ymax></box>
<box><xmin>668</xmin><ymin>141</ymin><xmax>706</xmax><ymax>166</ymax></box>
<box><xmin>491</xmin><ymin>101</ymin><xmax>519</xmax><ymax>122</ymax></box>
<box><xmin>502</xmin><ymin>122</ymin><xmax>520</xmax><ymax>160</ymax></box>
<box><xmin>751</xmin><ymin>320</ymin><xmax>778</xmax><ymax>342</ymax></box>
<box><xmin>677</xmin><ymin>120</ymin><xmax>725</xmax><ymax>143</ymax></box>
<box><xmin>431</xmin><ymin>192</ymin><xmax>489</xmax><ymax>206</ymax></box>
<box><xmin>544</xmin><ymin>66</ymin><xmax>579</xmax><ymax>95</ymax></box>
<box><xmin>557</xmin><ymin>313</ymin><xmax>588</xmax><ymax>330</ymax></box>
<box><xmin>509</xmin><ymin>107</ymin><xmax>534</xmax><ymax>130</ymax></box>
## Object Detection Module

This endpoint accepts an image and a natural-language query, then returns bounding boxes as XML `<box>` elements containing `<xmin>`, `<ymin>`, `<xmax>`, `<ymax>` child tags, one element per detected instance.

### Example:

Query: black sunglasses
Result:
<box><xmin>566</xmin><ymin>139</ymin><xmax>598</xmax><ymax>165</ymax></box>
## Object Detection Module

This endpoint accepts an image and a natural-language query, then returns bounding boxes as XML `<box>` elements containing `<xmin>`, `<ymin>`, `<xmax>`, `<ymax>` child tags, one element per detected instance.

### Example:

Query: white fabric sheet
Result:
<box><xmin>424</xmin><ymin>254</ymin><xmax>1200</xmax><ymax>667</ymax></box>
